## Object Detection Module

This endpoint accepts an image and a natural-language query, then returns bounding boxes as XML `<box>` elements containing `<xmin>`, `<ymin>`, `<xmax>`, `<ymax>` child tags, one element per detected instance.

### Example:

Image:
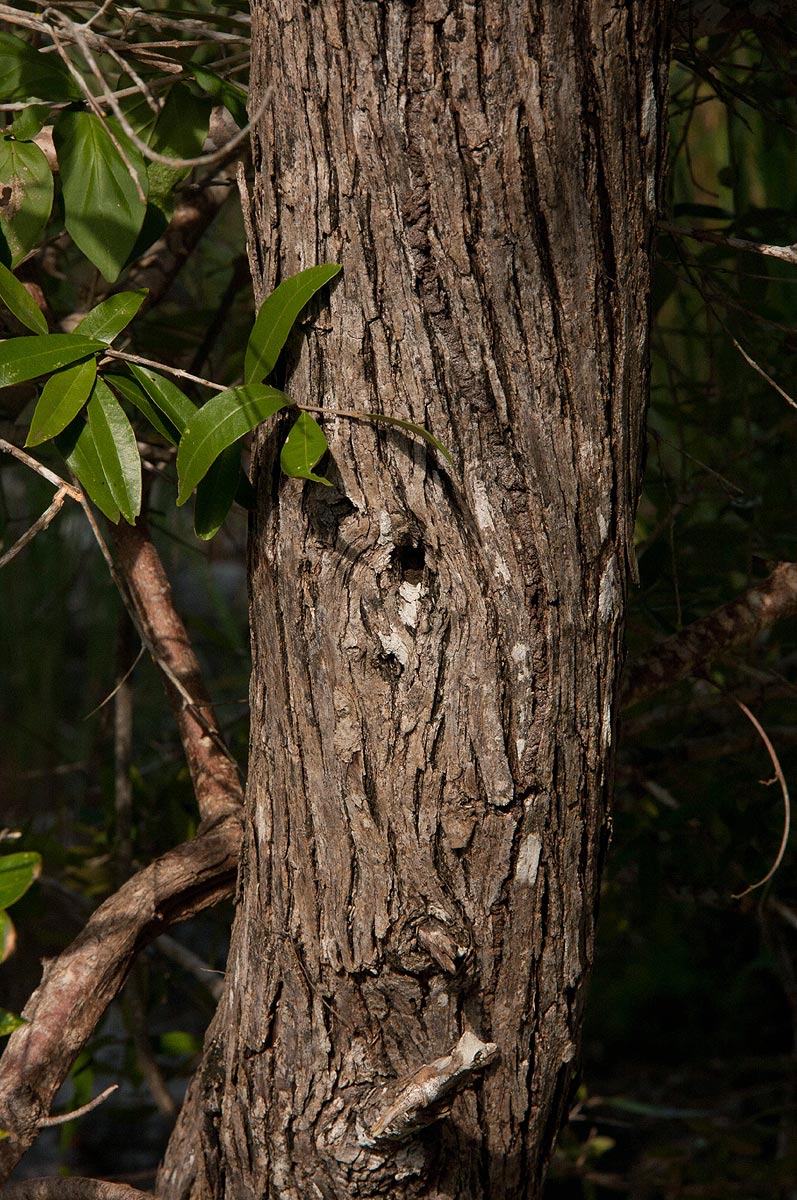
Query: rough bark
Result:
<box><xmin>160</xmin><ymin>3</ymin><xmax>669</xmax><ymax>1198</ymax></box>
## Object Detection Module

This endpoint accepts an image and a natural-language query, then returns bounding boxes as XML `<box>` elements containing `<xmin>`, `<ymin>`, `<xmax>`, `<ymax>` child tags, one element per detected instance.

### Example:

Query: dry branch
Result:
<box><xmin>624</xmin><ymin>560</ymin><xmax>797</xmax><ymax>708</ymax></box>
<box><xmin>0</xmin><ymin>812</ymin><xmax>241</xmax><ymax>1185</ymax></box>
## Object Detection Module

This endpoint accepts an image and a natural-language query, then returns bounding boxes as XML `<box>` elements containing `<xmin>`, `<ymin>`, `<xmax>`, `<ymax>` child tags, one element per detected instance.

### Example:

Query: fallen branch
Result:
<box><xmin>623</xmin><ymin>560</ymin><xmax>797</xmax><ymax>708</ymax></box>
<box><xmin>0</xmin><ymin>812</ymin><xmax>242</xmax><ymax>1185</ymax></box>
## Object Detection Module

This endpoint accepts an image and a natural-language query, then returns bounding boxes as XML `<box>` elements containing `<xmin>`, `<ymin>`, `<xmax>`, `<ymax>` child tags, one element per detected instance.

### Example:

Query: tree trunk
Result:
<box><xmin>159</xmin><ymin>3</ymin><xmax>669</xmax><ymax>1197</ymax></box>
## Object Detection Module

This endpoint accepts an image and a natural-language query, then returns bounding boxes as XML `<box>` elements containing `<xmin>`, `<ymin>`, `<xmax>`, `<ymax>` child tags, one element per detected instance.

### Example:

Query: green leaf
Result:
<box><xmin>87</xmin><ymin>377</ymin><xmax>141</xmax><ymax>523</ymax></box>
<box><xmin>0</xmin><ymin>334</ymin><xmax>104</xmax><ymax>388</ymax></box>
<box><xmin>12</xmin><ymin>105</ymin><xmax>50</xmax><ymax>142</ymax></box>
<box><xmin>0</xmin><ymin>852</ymin><xmax>41</xmax><ymax>909</ymax></box>
<box><xmin>146</xmin><ymin>84</ymin><xmax>212</xmax><ymax>219</ymax></box>
<box><xmin>0</xmin><ymin>1007</ymin><xmax>26</xmax><ymax>1037</ymax></box>
<box><xmin>102</xmin><ymin>370</ymin><xmax>180</xmax><ymax>445</ymax></box>
<box><xmin>53</xmin><ymin>110</ymin><xmax>148</xmax><ymax>282</ymax></box>
<box><xmin>0</xmin><ymin>32</ymin><xmax>81</xmax><ymax>103</ymax></box>
<box><xmin>364</xmin><ymin>413</ymin><xmax>452</xmax><ymax>464</ymax></box>
<box><xmin>244</xmin><ymin>265</ymin><xmax>342</xmax><ymax>384</ymax></box>
<box><xmin>0</xmin><ymin>136</ymin><xmax>54</xmax><ymax>266</ymax></box>
<box><xmin>26</xmin><ymin>357</ymin><xmax>97</xmax><ymax>446</ymax></box>
<box><xmin>194</xmin><ymin>444</ymin><xmax>241</xmax><ymax>540</ymax></box>
<box><xmin>56</xmin><ymin>417</ymin><xmax>120</xmax><ymax>522</ymax></box>
<box><xmin>280</xmin><ymin>411</ymin><xmax>332</xmax><ymax>486</ymax></box>
<box><xmin>0</xmin><ymin>262</ymin><xmax>47</xmax><ymax>333</ymax></box>
<box><xmin>189</xmin><ymin>66</ymin><xmax>248</xmax><ymax>128</ymax></box>
<box><xmin>177</xmin><ymin>384</ymin><xmax>291</xmax><ymax>504</ymax></box>
<box><xmin>75</xmin><ymin>290</ymin><xmax>148</xmax><ymax>344</ymax></box>
<box><xmin>126</xmin><ymin>364</ymin><xmax>197</xmax><ymax>435</ymax></box>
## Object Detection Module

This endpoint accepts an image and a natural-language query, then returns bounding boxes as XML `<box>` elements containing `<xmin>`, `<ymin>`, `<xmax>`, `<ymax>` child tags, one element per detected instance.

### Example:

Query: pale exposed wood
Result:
<box><xmin>160</xmin><ymin>3</ymin><xmax>670</xmax><ymax>1197</ymax></box>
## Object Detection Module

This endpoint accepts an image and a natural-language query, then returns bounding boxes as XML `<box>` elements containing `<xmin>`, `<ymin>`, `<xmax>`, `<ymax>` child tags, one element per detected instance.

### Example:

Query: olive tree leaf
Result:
<box><xmin>0</xmin><ymin>135</ymin><xmax>53</xmax><ymax>266</ymax></box>
<box><xmin>0</xmin><ymin>334</ymin><xmax>104</xmax><ymax>388</ymax></box>
<box><xmin>26</xmin><ymin>357</ymin><xmax>97</xmax><ymax>446</ymax></box>
<box><xmin>53</xmin><ymin>110</ymin><xmax>148</xmax><ymax>282</ymax></box>
<box><xmin>280</xmin><ymin>410</ymin><xmax>332</xmax><ymax>486</ymax></box>
<box><xmin>176</xmin><ymin>384</ymin><xmax>291</xmax><ymax>504</ymax></box>
<box><xmin>0</xmin><ymin>262</ymin><xmax>47</xmax><ymax>333</ymax></box>
<box><xmin>86</xmin><ymin>377</ymin><xmax>141</xmax><ymax>523</ymax></box>
<box><xmin>75</xmin><ymin>290</ymin><xmax>148</xmax><ymax>344</ymax></box>
<box><xmin>244</xmin><ymin>264</ymin><xmax>341</xmax><ymax>384</ymax></box>
<box><xmin>0</xmin><ymin>851</ymin><xmax>41</xmax><ymax>910</ymax></box>
<box><xmin>55</xmin><ymin>417</ymin><xmax>120</xmax><ymax>522</ymax></box>
<box><xmin>194</xmin><ymin>444</ymin><xmax>242</xmax><ymax>540</ymax></box>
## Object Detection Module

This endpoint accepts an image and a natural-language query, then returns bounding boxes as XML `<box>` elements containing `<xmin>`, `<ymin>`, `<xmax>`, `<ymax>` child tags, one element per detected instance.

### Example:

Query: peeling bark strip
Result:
<box><xmin>160</xmin><ymin>4</ymin><xmax>669</xmax><ymax>1198</ymax></box>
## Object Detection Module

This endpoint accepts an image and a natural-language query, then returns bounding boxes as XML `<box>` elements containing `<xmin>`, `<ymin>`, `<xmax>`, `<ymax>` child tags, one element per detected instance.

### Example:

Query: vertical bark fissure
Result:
<box><xmin>159</xmin><ymin>3</ymin><xmax>669</xmax><ymax>1198</ymax></box>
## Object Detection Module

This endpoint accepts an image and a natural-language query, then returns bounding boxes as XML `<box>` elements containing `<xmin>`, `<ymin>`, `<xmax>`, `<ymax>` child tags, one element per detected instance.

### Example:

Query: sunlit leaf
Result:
<box><xmin>244</xmin><ymin>264</ymin><xmax>341</xmax><ymax>385</ymax></box>
<box><xmin>56</xmin><ymin>417</ymin><xmax>120</xmax><ymax>523</ymax></box>
<box><xmin>194</xmin><ymin>443</ymin><xmax>241</xmax><ymax>540</ymax></box>
<box><xmin>176</xmin><ymin>384</ymin><xmax>291</xmax><ymax>504</ymax></box>
<box><xmin>75</xmin><ymin>290</ymin><xmax>148</xmax><ymax>344</ymax></box>
<box><xmin>0</xmin><ymin>136</ymin><xmax>53</xmax><ymax>266</ymax></box>
<box><xmin>0</xmin><ymin>852</ymin><xmax>41</xmax><ymax>909</ymax></box>
<box><xmin>53</xmin><ymin>110</ymin><xmax>148</xmax><ymax>282</ymax></box>
<box><xmin>86</xmin><ymin>377</ymin><xmax>141</xmax><ymax>524</ymax></box>
<box><xmin>0</xmin><ymin>261</ymin><xmax>47</xmax><ymax>333</ymax></box>
<box><xmin>0</xmin><ymin>31</ymin><xmax>80</xmax><ymax>103</ymax></box>
<box><xmin>0</xmin><ymin>334</ymin><xmax>103</xmax><ymax>388</ymax></box>
<box><xmin>26</xmin><ymin>357</ymin><xmax>97</xmax><ymax>446</ymax></box>
<box><xmin>280</xmin><ymin>410</ymin><xmax>331</xmax><ymax>485</ymax></box>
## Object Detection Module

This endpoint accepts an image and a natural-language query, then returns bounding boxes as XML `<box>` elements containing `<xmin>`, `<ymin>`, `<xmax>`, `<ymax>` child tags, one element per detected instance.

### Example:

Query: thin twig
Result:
<box><xmin>48</xmin><ymin>25</ymin><xmax>148</xmax><ymax>206</ymax></box>
<box><xmin>56</xmin><ymin>12</ymin><xmax>270</xmax><ymax>170</ymax></box>
<box><xmin>102</xmin><ymin>348</ymin><xmax>227</xmax><ymax>392</ymax></box>
<box><xmin>0</xmin><ymin>487</ymin><xmax>70</xmax><ymax>569</ymax></box>
<box><xmin>731</xmin><ymin>700</ymin><xmax>791</xmax><ymax>900</ymax></box>
<box><xmin>660</xmin><ymin>221</ymin><xmax>797</xmax><ymax>266</ymax></box>
<box><xmin>733</xmin><ymin>338</ymin><xmax>797</xmax><ymax>413</ymax></box>
<box><xmin>83</xmin><ymin>645</ymin><xmax>145</xmax><ymax>720</ymax></box>
<box><xmin>38</xmin><ymin>1085</ymin><xmax>118</xmax><ymax>1128</ymax></box>
<box><xmin>0</xmin><ymin>439</ymin><xmax>82</xmax><ymax>497</ymax></box>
